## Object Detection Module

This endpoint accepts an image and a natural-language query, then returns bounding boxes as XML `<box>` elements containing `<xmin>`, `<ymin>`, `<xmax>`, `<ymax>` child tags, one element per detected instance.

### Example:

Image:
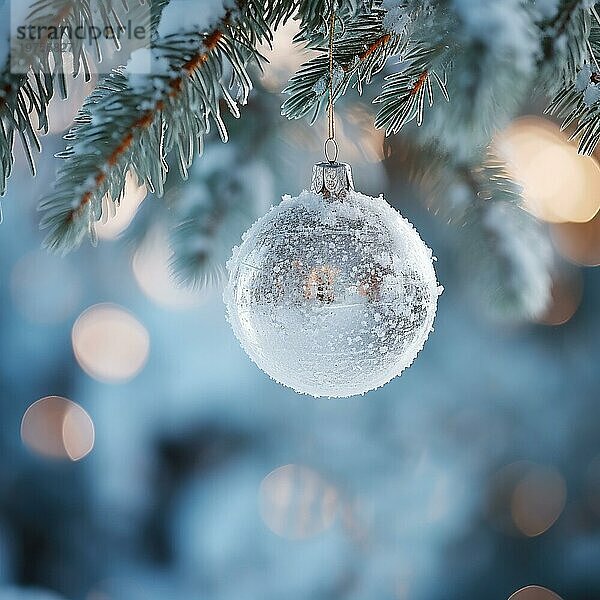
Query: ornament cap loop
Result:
<box><xmin>324</xmin><ymin>137</ymin><xmax>339</xmax><ymax>163</ymax></box>
<box><xmin>311</xmin><ymin>161</ymin><xmax>355</xmax><ymax>199</ymax></box>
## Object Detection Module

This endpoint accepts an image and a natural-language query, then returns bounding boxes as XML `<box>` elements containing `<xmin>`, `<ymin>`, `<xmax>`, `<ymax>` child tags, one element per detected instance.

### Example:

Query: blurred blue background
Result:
<box><xmin>0</xmin><ymin>23</ymin><xmax>600</xmax><ymax>600</ymax></box>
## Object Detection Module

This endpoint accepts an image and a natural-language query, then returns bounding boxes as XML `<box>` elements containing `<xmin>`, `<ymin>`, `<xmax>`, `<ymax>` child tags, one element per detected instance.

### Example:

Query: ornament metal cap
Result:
<box><xmin>311</xmin><ymin>161</ymin><xmax>355</xmax><ymax>199</ymax></box>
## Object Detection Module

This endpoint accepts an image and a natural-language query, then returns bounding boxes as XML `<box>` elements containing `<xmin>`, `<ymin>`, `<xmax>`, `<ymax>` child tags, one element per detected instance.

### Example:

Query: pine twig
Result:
<box><xmin>539</xmin><ymin>0</ymin><xmax>591</xmax><ymax>91</ymax></box>
<box><xmin>373</xmin><ymin>44</ymin><xmax>448</xmax><ymax>134</ymax></box>
<box><xmin>545</xmin><ymin>10</ymin><xmax>600</xmax><ymax>154</ymax></box>
<box><xmin>40</xmin><ymin>0</ymin><xmax>273</xmax><ymax>252</ymax></box>
<box><xmin>282</xmin><ymin>0</ymin><xmax>404</xmax><ymax>123</ymax></box>
<box><xmin>460</xmin><ymin>160</ymin><xmax>553</xmax><ymax>321</ymax></box>
<box><xmin>0</xmin><ymin>0</ymin><xmax>157</xmax><ymax>195</ymax></box>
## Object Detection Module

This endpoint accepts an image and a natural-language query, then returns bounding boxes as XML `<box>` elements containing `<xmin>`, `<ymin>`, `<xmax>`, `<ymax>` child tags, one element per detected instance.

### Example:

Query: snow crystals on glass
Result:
<box><xmin>224</xmin><ymin>161</ymin><xmax>441</xmax><ymax>398</ymax></box>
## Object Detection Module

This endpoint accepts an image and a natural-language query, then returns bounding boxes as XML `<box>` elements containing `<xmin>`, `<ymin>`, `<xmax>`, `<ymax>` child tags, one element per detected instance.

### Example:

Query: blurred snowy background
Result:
<box><xmin>0</xmin><ymin>18</ymin><xmax>599</xmax><ymax>600</ymax></box>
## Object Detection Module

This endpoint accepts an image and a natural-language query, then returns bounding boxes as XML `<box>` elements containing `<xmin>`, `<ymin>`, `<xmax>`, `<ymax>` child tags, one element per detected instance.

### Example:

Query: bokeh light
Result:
<box><xmin>508</xmin><ymin>586</ymin><xmax>563</xmax><ymax>600</ymax></box>
<box><xmin>495</xmin><ymin>117</ymin><xmax>600</xmax><ymax>223</ymax></box>
<box><xmin>21</xmin><ymin>396</ymin><xmax>94</xmax><ymax>461</ymax></box>
<box><xmin>535</xmin><ymin>270</ymin><xmax>583</xmax><ymax>327</ymax></box>
<box><xmin>259</xmin><ymin>20</ymin><xmax>305</xmax><ymax>92</ymax></box>
<box><xmin>550</xmin><ymin>211</ymin><xmax>600</xmax><ymax>267</ymax></box>
<box><xmin>96</xmin><ymin>171</ymin><xmax>148</xmax><ymax>240</ymax></box>
<box><xmin>339</xmin><ymin>104</ymin><xmax>387</xmax><ymax>163</ymax></box>
<box><xmin>488</xmin><ymin>462</ymin><xmax>566</xmax><ymax>537</ymax></box>
<box><xmin>72</xmin><ymin>304</ymin><xmax>150</xmax><ymax>383</ymax></box>
<box><xmin>258</xmin><ymin>464</ymin><xmax>339</xmax><ymax>539</ymax></box>
<box><xmin>10</xmin><ymin>251</ymin><xmax>82</xmax><ymax>324</ymax></box>
<box><xmin>511</xmin><ymin>467</ymin><xmax>566</xmax><ymax>537</ymax></box>
<box><xmin>132</xmin><ymin>226</ymin><xmax>204</xmax><ymax>310</ymax></box>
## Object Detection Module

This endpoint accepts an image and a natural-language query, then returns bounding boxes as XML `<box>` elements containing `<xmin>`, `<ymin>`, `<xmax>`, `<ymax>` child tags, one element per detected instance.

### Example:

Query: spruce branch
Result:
<box><xmin>450</xmin><ymin>158</ymin><xmax>552</xmax><ymax>321</ymax></box>
<box><xmin>295</xmin><ymin>0</ymin><xmax>373</xmax><ymax>43</ymax></box>
<box><xmin>538</xmin><ymin>0</ymin><xmax>592</xmax><ymax>92</ymax></box>
<box><xmin>281</xmin><ymin>0</ymin><xmax>450</xmax><ymax>137</ymax></box>
<box><xmin>169</xmin><ymin>150</ymin><xmax>273</xmax><ymax>288</ymax></box>
<box><xmin>392</xmin><ymin>144</ymin><xmax>553</xmax><ymax>321</ymax></box>
<box><xmin>4</xmin><ymin>0</ymin><xmax>571</xmax><ymax>316</ymax></box>
<box><xmin>460</xmin><ymin>160</ymin><xmax>553</xmax><ymax>321</ymax></box>
<box><xmin>396</xmin><ymin>1</ymin><xmax>539</xmax><ymax>162</ymax></box>
<box><xmin>166</xmin><ymin>83</ymin><xmax>284</xmax><ymax>287</ymax></box>
<box><xmin>0</xmin><ymin>0</ymin><xmax>158</xmax><ymax>195</ymax></box>
<box><xmin>545</xmin><ymin>9</ymin><xmax>600</xmax><ymax>154</ymax></box>
<box><xmin>282</xmin><ymin>0</ymin><xmax>404</xmax><ymax>123</ymax></box>
<box><xmin>373</xmin><ymin>44</ymin><xmax>447</xmax><ymax>134</ymax></box>
<box><xmin>40</xmin><ymin>0</ymin><xmax>272</xmax><ymax>253</ymax></box>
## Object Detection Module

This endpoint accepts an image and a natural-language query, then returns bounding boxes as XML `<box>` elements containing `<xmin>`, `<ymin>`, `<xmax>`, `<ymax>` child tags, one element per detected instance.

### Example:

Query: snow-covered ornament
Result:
<box><xmin>224</xmin><ymin>160</ymin><xmax>442</xmax><ymax>397</ymax></box>
<box><xmin>224</xmin><ymin>3</ymin><xmax>440</xmax><ymax>397</ymax></box>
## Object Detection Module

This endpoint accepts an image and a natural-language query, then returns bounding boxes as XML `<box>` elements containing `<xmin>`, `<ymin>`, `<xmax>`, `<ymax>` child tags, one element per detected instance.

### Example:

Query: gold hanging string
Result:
<box><xmin>324</xmin><ymin>2</ymin><xmax>339</xmax><ymax>163</ymax></box>
<box><xmin>328</xmin><ymin>5</ymin><xmax>336</xmax><ymax>140</ymax></box>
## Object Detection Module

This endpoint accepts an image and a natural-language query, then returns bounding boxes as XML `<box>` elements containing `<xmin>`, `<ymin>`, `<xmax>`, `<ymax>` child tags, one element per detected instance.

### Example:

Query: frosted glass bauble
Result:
<box><xmin>224</xmin><ymin>188</ymin><xmax>441</xmax><ymax>398</ymax></box>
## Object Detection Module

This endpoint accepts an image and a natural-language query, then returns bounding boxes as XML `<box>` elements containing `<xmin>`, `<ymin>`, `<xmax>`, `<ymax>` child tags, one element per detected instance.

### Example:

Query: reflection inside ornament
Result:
<box><xmin>303</xmin><ymin>265</ymin><xmax>338</xmax><ymax>303</ymax></box>
<box><xmin>225</xmin><ymin>162</ymin><xmax>440</xmax><ymax>398</ymax></box>
<box><xmin>301</xmin><ymin>259</ymin><xmax>393</xmax><ymax>305</ymax></box>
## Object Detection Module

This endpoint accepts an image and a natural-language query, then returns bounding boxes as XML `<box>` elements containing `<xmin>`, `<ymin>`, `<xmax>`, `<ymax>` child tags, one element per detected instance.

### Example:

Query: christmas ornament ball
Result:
<box><xmin>224</xmin><ymin>163</ymin><xmax>441</xmax><ymax>398</ymax></box>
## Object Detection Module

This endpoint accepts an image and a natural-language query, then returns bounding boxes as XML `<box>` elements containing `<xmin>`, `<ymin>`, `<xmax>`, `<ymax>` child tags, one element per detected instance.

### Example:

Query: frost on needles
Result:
<box><xmin>0</xmin><ymin>0</ymin><xmax>597</xmax><ymax>320</ymax></box>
